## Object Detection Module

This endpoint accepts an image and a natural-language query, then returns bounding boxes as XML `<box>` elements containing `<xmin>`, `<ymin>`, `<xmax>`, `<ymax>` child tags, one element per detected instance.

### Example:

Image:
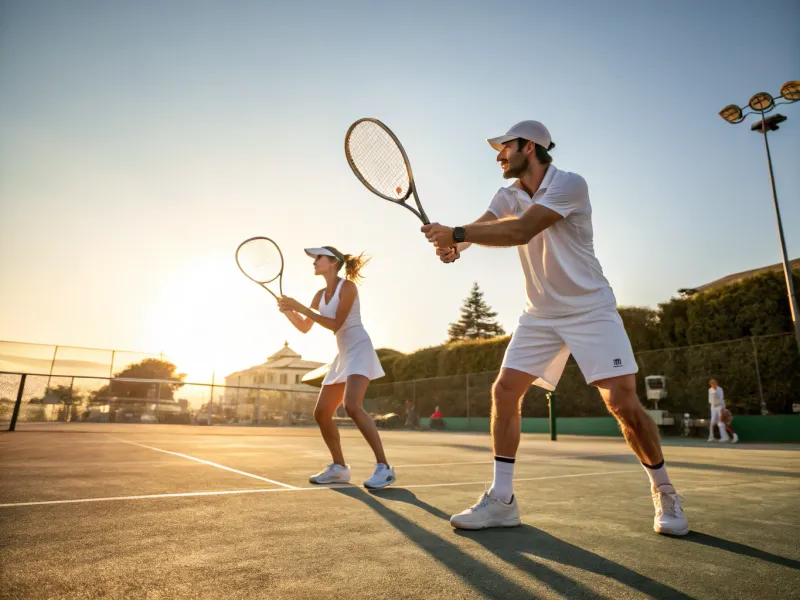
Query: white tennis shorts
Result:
<box><xmin>502</xmin><ymin>305</ymin><xmax>638</xmax><ymax>391</ymax></box>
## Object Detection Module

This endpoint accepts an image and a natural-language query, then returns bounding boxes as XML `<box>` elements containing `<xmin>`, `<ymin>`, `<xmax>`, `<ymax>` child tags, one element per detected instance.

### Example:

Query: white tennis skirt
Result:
<box><xmin>323</xmin><ymin>326</ymin><xmax>385</xmax><ymax>385</ymax></box>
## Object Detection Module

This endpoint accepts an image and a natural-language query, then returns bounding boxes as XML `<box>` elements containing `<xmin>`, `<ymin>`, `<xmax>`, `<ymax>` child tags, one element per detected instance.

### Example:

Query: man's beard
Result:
<box><xmin>502</xmin><ymin>155</ymin><xmax>529</xmax><ymax>179</ymax></box>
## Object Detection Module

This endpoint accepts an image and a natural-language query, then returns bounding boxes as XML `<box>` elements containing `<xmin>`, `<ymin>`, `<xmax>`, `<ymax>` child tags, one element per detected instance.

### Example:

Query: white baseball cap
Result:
<box><xmin>487</xmin><ymin>120</ymin><xmax>552</xmax><ymax>152</ymax></box>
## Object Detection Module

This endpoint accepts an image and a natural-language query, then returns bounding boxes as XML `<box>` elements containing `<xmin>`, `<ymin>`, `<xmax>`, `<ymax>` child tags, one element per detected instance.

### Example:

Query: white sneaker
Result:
<box><xmin>450</xmin><ymin>490</ymin><xmax>521</xmax><ymax>530</ymax></box>
<box><xmin>707</xmin><ymin>437</ymin><xmax>714</xmax><ymax>442</ymax></box>
<box><xmin>731</xmin><ymin>433</ymin><xmax>739</xmax><ymax>443</ymax></box>
<box><xmin>652</xmin><ymin>485</ymin><xmax>689</xmax><ymax>536</ymax></box>
<box><xmin>309</xmin><ymin>463</ymin><xmax>351</xmax><ymax>485</ymax></box>
<box><xmin>363</xmin><ymin>463</ymin><xmax>396</xmax><ymax>489</ymax></box>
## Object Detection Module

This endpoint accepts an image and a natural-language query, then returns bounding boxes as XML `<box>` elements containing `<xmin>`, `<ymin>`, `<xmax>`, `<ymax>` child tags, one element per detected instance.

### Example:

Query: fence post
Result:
<box><xmin>156</xmin><ymin>381</ymin><xmax>162</xmax><ymax>423</ymax></box>
<box><xmin>255</xmin><ymin>389</ymin><xmax>261</xmax><ymax>424</ymax></box>
<box><xmin>46</xmin><ymin>345</ymin><xmax>58</xmax><ymax>396</ymax></box>
<box><xmin>751</xmin><ymin>336</ymin><xmax>767</xmax><ymax>415</ymax></box>
<box><xmin>65</xmin><ymin>376</ymin><xmax>75</xmax><ymax>422</ymax></box>
<box><xmin>9</xmin><ymin>374</ymin><xmax>26</xmax><ymax>432</ymax></box>
<box><xmin>208</xmin><ymin>371</ymin><xmax>215</xmax><ymax>425</ymax></box>
<box><xmin>547</xmin><ymin>391</ymin><xmax>557</xmax><ymax>441</ymax></box>
<box><xmin>290</xmin><ymin>390</ymin><xmax>296</xmax><ymax>424</ymax></box>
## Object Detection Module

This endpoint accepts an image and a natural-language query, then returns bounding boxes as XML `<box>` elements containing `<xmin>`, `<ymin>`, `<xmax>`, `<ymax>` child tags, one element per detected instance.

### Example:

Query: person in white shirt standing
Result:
<box><xmin>422</xmin><ymin>120</ymin><xmax>688</xmax><ymax>536</ymax></box>
<box><xmin>708</xmin><ymin>379</ymin><xmax>731</xmax><ymax>442</ymax></box>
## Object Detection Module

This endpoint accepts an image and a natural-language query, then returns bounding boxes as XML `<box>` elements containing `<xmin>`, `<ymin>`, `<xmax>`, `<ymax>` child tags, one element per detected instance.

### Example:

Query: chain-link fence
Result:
<box><xmin>364</xmin><ymin>333</ymin><xmax>799</xmax><ymax>420</ymax></box>
<box><xmin>3</xmin><ymin>333</ymin><xmax>797</xmax><ymax>431</ymax></box>
<box><xmin>0</xmin><ymin>340</ymin><xmax>167</xmax><ymax>379</ymax></box>
<box><xmin>0</xmin><ymin>372</ymin><xmax>319</xmax><ymax>428</ymax></box>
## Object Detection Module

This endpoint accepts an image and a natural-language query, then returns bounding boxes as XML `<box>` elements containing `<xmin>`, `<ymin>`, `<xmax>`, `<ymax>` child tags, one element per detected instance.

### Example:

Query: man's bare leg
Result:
<box><xmin>489</xmin><ymin>368</ymin><xmax>535</xmax><ymax>501</ymax></box>
<box><xmin>449</xmin><ymin>368</ymin><xmax>532</xmax><ymax>530</ymax></box>
<box><xmin>594</xmin><ymin>374</ymin><xmax>689</xmax><ymax>535</ymax></box>
<box><xmin>594</xmin><ymin>374</ymin><xmax>663</xmax><ymax>469</ymax></box>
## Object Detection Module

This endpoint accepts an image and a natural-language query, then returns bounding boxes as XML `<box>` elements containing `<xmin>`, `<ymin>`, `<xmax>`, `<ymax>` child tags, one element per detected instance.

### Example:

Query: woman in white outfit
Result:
<box><xmin>277</xmin><ymin>246</ymin><xmax>395</xmax><ymax>489</ymax></box>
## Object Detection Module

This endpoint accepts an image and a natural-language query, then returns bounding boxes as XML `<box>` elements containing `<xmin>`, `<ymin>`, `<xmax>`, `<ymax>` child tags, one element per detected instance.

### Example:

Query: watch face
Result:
<box><xmin>454</xmin><ymin>227</ymin><xmax>465</xmax><ymax>242</ymax></box>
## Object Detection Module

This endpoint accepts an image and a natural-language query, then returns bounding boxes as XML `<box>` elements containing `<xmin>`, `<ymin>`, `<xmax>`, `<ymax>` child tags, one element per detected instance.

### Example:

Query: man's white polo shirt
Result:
<box><xmin>487</xmin><ymin>165</ymin><xmax>617</xmax><ymax>319</ymax></box>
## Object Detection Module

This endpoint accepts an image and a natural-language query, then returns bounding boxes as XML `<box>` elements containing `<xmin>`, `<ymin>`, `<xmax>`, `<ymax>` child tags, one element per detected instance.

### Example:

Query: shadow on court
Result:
<box><xmin>338</xmin><ymin>487</ymin><xmax>694</xmax><ymax>600</ymax></box>
<box><xmin>334</xmin><ymin>487</ymin><xmax>540</xmax><ymax>599</ymax></box>
<box><xmin>447</xmin><ymin>443</ymin><xmax>494</xmax><ymax>453</ymax></box>
<box><xmin>454</xmin><ymin>525</ymin><xmax>698</xmax><ymax>600</ymax></box>
<box><xmin>367</xmin><ymin>487</ymin><xmax>451</xmax><ymax>520</ymax></box>
<box><xmin>583</xmin><ymin>454</ymin><xmax>800</xmax><ymax>479</ymax></box>
<box><xmin>680</xmin><ymin>532</ymin><xmax>800</xmax><ymax>570</ymax></box>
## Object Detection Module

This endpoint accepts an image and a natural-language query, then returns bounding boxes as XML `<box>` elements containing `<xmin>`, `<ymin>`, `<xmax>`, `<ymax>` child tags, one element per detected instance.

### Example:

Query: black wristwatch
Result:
<box><xmin>453</xmin><ymin>226</ymin><xmax>466</xmax><ymax>243</ymax></box>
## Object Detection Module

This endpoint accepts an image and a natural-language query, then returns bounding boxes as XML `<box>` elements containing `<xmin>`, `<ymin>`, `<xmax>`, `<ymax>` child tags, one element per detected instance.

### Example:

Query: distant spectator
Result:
<box><xmin>707</xmin><ymin>379</ymin><xmax>729</xmax><ymax>442</ymax></box>
<box><xmin>405</xmin><ymin>401</ymin><xmax>419</xmax><ymax>429</ymax></box>
<box><xmin>430</xmin><ymin>405</ymin><xmax>444</xmax><ymax>430</ymax></box>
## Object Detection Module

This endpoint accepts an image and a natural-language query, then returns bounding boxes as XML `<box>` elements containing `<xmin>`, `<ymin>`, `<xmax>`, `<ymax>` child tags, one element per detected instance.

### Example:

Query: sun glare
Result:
<box><xmin>144</xmin><ymin>254</ymin><xmax>333</xmax><ymax>390</ymax></box>
<box><xmin>146</xmin><ymin>256</ymin><xmax>268</xmax><ymax>383</ymax></box>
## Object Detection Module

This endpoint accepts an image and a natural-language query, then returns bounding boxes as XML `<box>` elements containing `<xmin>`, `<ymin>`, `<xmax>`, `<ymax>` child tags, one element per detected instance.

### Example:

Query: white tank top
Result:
<box><xmin>319</xmin><ymin>279</ymin><xmax>368</xmax><ymax>343</ymax></box>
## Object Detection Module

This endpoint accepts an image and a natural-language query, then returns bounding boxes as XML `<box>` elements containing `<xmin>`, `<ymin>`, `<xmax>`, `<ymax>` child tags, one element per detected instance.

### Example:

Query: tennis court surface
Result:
<box><xmin>2</xmin><ymin>424</ymin><xmax>798</xmax><ymax>600</ymax></box>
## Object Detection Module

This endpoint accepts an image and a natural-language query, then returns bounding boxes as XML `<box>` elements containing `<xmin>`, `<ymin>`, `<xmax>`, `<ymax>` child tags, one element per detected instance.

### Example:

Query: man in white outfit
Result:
<box><xmin>422</xmin><ymin>120</ymin><xmax>689</xmax><ymax>536</ymax></box>
<box><xmin>708</xmin><ymin>379</ymin><xmax>730</xmax><ymax>442</ymax></box>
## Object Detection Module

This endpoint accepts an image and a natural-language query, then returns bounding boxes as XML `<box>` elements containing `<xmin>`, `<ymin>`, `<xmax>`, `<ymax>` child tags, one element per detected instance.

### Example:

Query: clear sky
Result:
<box><xmin>1</xmin><ymin>0</ymin><xmax>798</xmax><ymax>382</ymax></box>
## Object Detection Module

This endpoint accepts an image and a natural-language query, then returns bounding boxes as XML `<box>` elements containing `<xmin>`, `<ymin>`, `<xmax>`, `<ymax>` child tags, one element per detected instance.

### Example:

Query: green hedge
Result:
<box><xmin>374</xmin><ymin>348</ymin><xmax>405</xmax><ymax>384</ymax></box>
<box><xmin>659</xmin><ymin>270</ymin><xmax>800</xmax><ymax>347</ymax></box>
<box><xmin>392</xmin><ymin>337</ymin><xmax>511</xmax><ymax>381</ymax></box>
<box><xmin>335</xmin><ymin>268</ymin><xmax>800</xmax><ymax>419</ymax></box>
<box><xmin>369</xmin><ymin>335</ymin><xmax>796</xmax><ymax>419</ymax></box>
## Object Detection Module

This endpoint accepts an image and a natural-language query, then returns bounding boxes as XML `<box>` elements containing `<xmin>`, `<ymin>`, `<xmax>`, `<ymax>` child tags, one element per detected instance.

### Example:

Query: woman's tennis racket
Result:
<box><xmin>235</xmin><ymin>236</ymin><xmax>284</xmax><ymax>300</ymax></box>
<box><xmin>345</xmin><ymin>118</ymin><xmax>430</xmax><ymax>225</ymax></box>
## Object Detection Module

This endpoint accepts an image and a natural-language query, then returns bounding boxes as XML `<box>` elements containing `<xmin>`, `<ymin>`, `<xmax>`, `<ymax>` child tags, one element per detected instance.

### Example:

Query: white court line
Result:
<box><xmin>393</xmin><ymin>460</ymin><xmax>493</xmax><ymax>469</ymax></box>
<box><xmin>109</xmin><ymin>436</ymin><xmax>297</xmax><ymax>490</ymax></box>
<box><xmin>394</xmin><ymin>453</ymin><xmax>628</xmax><ymax>469</ymax></box>
<box><xmin>0</xmin><ymin>469</ymin><xmax>638</xmax><ymax>509</ymax></box>
<box><xmin>0</xmin><ymin>487</ymin><xmax>314</xmax><ymax>508</ymax></box>
<box><xmin>399</xmin><ymin>469</ymin><xmax>640</xmax><ymax>489</ymax></box>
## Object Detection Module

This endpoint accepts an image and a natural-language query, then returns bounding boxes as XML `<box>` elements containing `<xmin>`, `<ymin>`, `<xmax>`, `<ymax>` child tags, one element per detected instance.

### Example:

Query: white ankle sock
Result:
<box><xmin>489</xmin><ymin>456</ymin><xmax>515</xmax><ymax>503</ymax></box>
<box><xmin>642</xmin><ymin>460</ymin><xmax>671</xmax><ymax>491</ymax></box>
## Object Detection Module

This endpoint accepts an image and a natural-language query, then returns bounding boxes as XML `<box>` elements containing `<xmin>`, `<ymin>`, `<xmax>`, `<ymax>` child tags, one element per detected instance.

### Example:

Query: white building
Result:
<box><xmin>221</xmin><ymin>343</ymin><xmax>325</xmax><ymax>421</ymax></box>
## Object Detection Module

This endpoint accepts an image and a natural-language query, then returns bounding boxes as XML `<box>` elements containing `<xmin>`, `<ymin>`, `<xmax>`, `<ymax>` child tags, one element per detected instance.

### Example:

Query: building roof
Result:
<box><xmin>266</xmin><ymin>342</ymin><xmax>301</xmax><ymax>362</ymax></box>
<box><xmin>687</xmin><ymin>258</ymin><xmax>800</xmax><ymax>295</ymax></box>
<box><xmin>225</xmin><ymin>342</ymin><xmax>325</xmax><ymax>378</ymax></box>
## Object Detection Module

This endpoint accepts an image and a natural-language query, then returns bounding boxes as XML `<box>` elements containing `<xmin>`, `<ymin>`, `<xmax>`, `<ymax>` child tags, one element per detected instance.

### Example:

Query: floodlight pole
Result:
<box><xmin>722</xmin><ymin>84</ymin><xmax>800</xmax><ymax>359</ymax></box>
<box><xmin>756</xmin><ymin>112</ymin><xmax>800</xmax><ymax>357</ymax></box>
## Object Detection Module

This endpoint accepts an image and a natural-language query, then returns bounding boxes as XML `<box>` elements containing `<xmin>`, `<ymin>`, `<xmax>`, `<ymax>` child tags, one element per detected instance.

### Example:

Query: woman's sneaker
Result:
<box><xmin>309</xmin><ymin>463</ymin><xmax>351</xmax><ymax>484</ymax></box>
<box><xmin>363</xmin><ymin>463</ymin><xmax>396</xmax><ymax>489</ymax></box>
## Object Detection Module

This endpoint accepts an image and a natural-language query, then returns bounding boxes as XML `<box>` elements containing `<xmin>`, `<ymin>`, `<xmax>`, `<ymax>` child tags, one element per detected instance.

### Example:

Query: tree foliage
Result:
<box><xmin>92</xmin><ymin>358</ymin><xmax>186</xmax><ymax>402</ymax></box>
<box><xmin>382</xmin><ymin>268</ymin><xmax>800</xmax><ymax>415</ymax></box>
<box><xmin>448</xmin><ymin>283</ymin><xmax>505</xmax><ymax>342</ymax></box>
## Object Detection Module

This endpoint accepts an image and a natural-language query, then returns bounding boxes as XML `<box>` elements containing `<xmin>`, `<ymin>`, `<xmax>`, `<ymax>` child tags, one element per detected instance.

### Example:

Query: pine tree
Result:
<box><xmin>448</xmin><ymin>282</ymin><xmax>506</xmax><ymax>342</ymax></box>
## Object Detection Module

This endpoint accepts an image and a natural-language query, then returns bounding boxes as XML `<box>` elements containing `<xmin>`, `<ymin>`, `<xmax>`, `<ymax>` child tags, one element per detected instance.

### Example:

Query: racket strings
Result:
<box><xmin>236</xmin><ymin>239</ymin><xmax>283</xmax><ymax>284</ymax></box>
<box><xmin>346</xmin><ymin>122</ymin><xmax>410</xmax><ymax>200</ymax></box>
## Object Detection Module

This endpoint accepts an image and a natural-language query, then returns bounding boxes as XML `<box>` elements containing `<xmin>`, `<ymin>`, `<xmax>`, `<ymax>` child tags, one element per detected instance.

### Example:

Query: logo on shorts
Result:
<box><xmin>613</xmin><ymin>358</ymin><xmax>622</xmax><ymax>367</ymax></box>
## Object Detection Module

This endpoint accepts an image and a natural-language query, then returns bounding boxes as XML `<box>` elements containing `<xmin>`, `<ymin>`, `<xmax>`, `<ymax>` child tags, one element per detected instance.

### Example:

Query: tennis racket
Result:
<box><xmin>235</xmin><ymin>236</ymin><xmax>284</xmax><ymax>300</ymax></box>
<box><xmin>345</xmin><ymin>118</ymin><xmax>430</xmax><ymax>225</ymax></box>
